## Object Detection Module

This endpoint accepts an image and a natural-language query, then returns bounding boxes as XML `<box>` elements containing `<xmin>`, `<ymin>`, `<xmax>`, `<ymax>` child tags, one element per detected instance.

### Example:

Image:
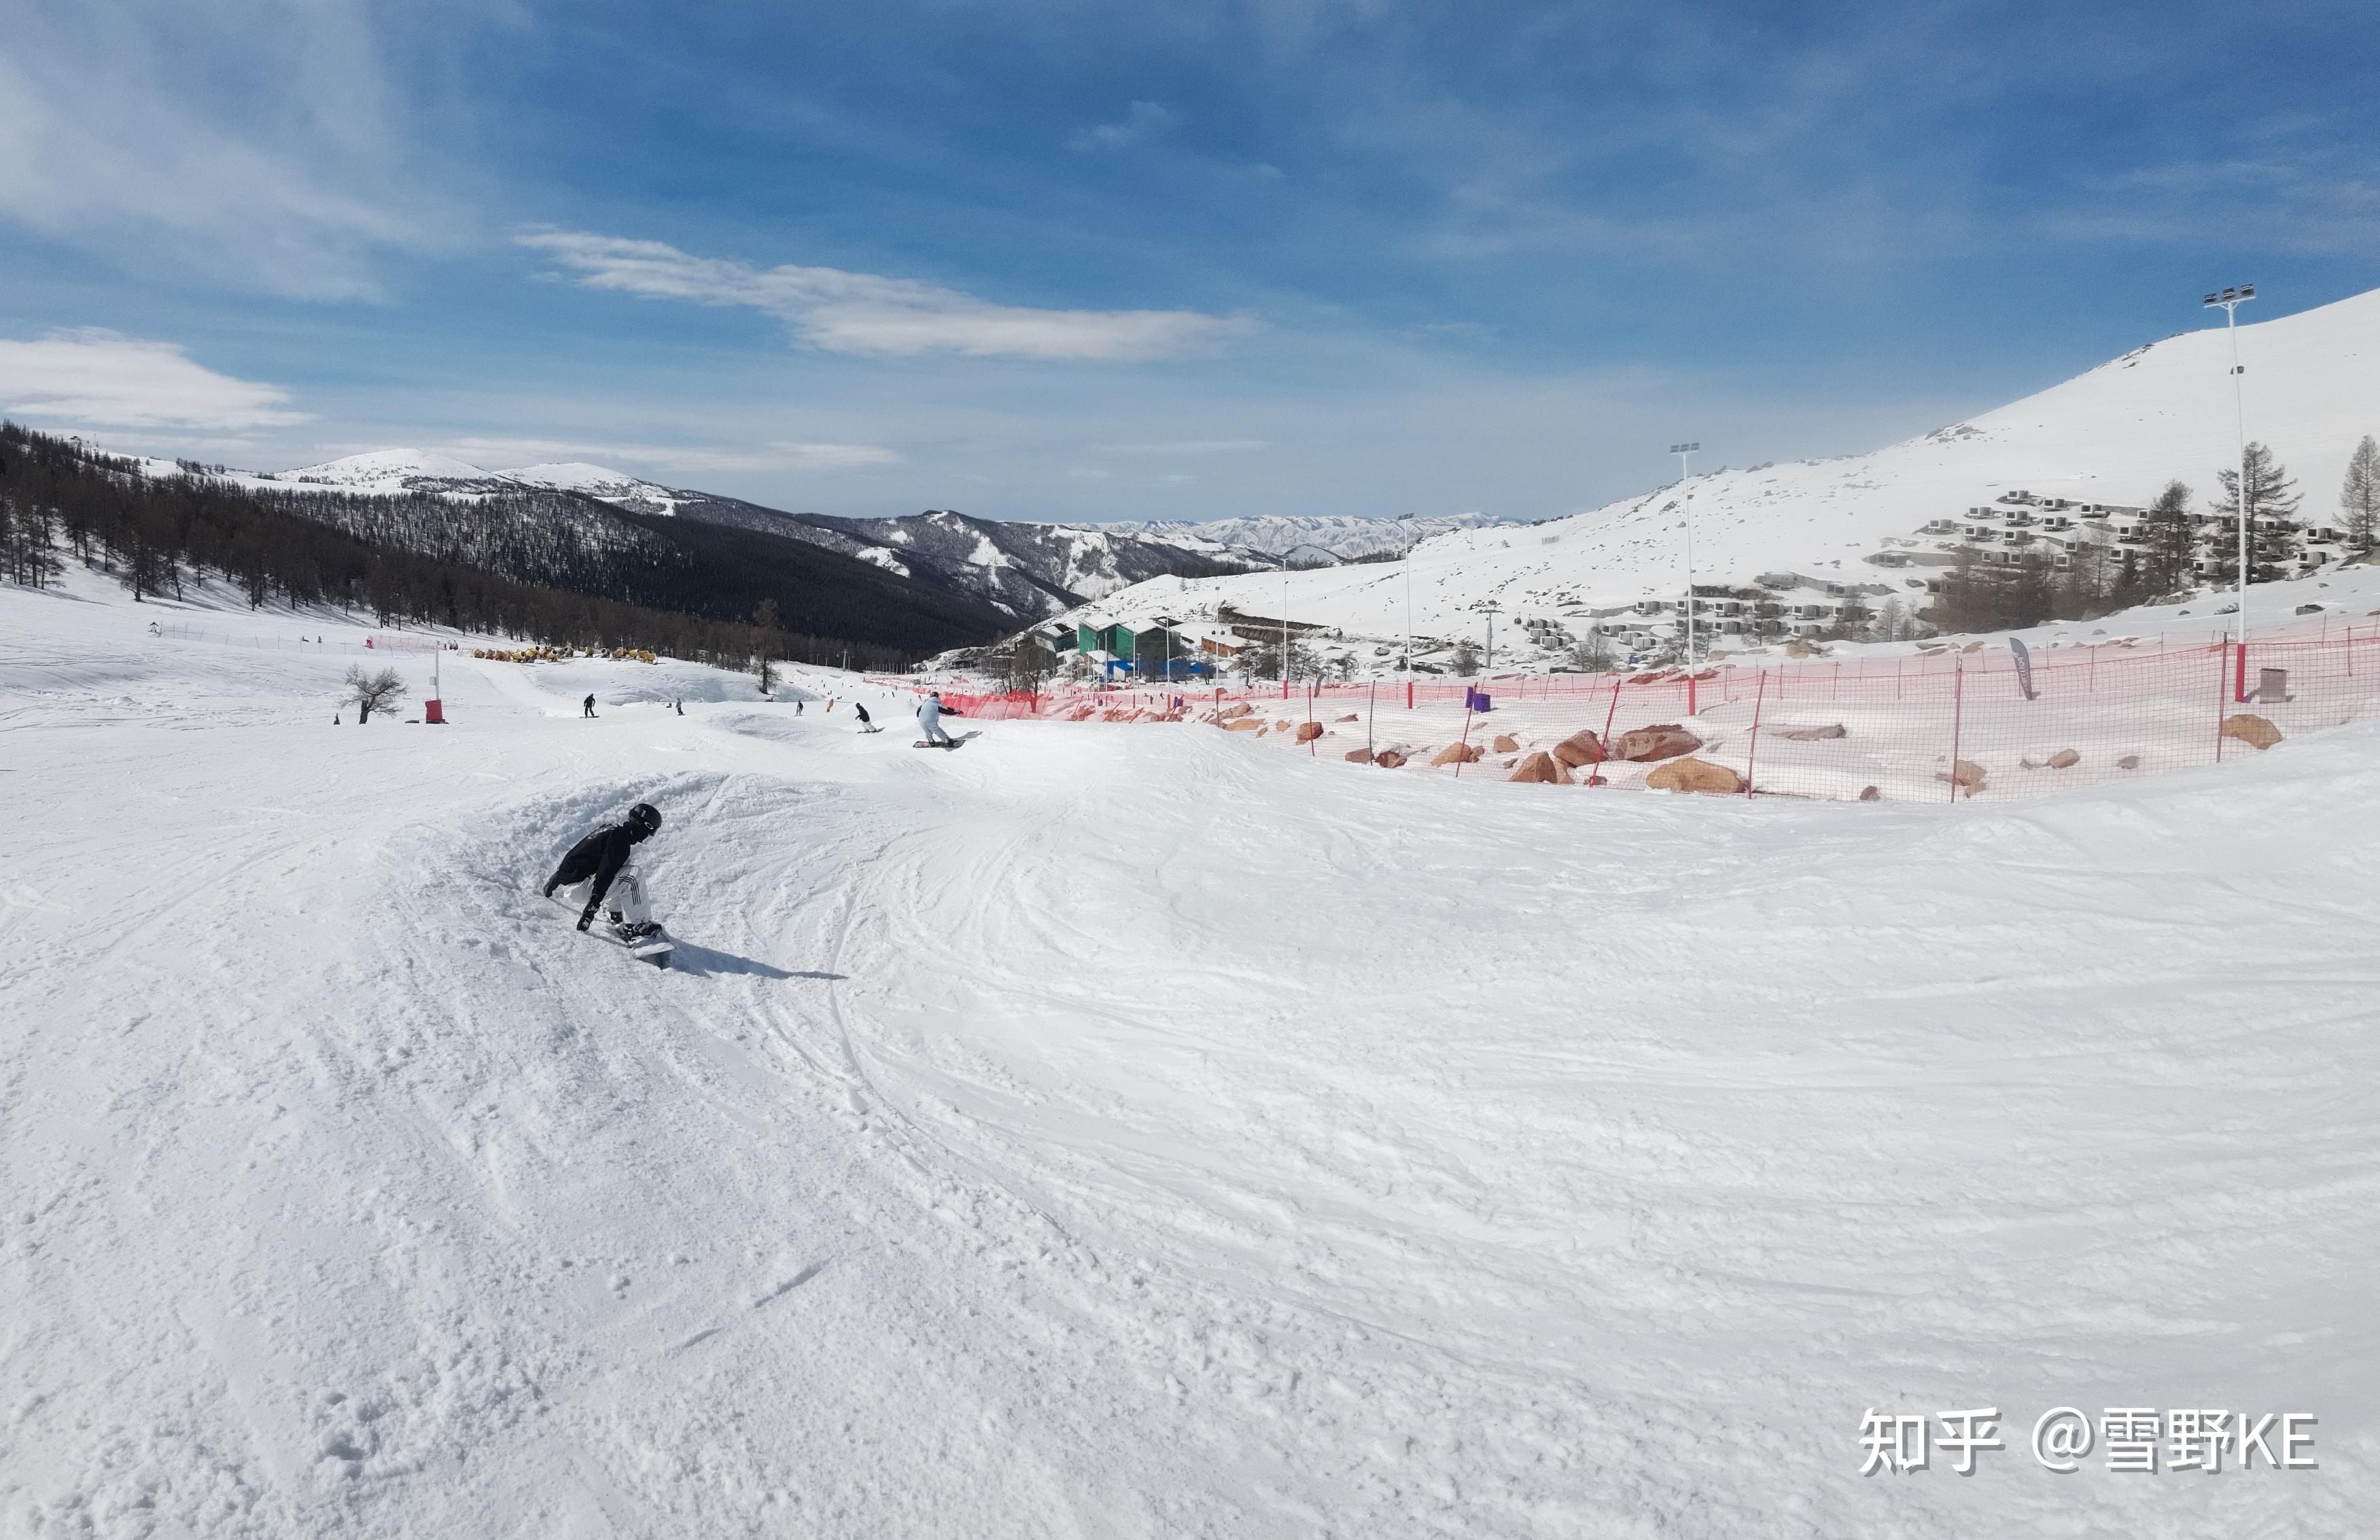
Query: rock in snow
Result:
<box><xmin>1646</xmin><ymin>756</ymin><xmax>1744</xmax><ymax>794</ymax></box>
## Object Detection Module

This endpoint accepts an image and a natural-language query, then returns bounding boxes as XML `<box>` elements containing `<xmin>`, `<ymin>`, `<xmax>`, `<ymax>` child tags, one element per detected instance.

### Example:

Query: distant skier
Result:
<box><xmin>797</xmin><ymin>699</ymin><xmax>804</xmax><ymax>715</ymax></box>
<box><xmin>543</xmin><ymin>802</ymin><xmax>663</xmax><ymax>933</ymax></box>
<box><xmin>916</xmin><ymin>690</ymin><xmax>960</xmax><ymax>747</ymax></box>
<box><xmin>673</xmin><ymin>698</ymin><xmax>684</xmax><ymax>716</ymax></box>
<box><xmin>854</xmin><ymin>702</ymin><xmax>876</xmax><ymax>733</ymax></box>
<box><xmin>582</xmin><ymin>694</ymin><xmax>597</xmax><ymax>718</ymax></box>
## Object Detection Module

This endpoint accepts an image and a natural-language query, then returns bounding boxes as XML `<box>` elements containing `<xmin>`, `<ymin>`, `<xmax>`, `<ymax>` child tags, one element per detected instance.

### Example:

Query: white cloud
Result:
<box><xmin>1069</xmin><ymin>101</ymin><xmax>1177</xmax><ymax>153</ymax></box>
<box><xmin>0</xmin><ymin>330</ymin><xmax>311</xmax><ymax>430</ymax></box>
<box><xmin>0</xmin><ymin>4</ymin><xmax>449</xmax><ymax>299</ymax></box>
<box><xmin>1100</xmin><ymin>438</ymin><xmax>1270</xmax><ymax>455</ymax></box>
<box><xmin>768</xmin><ymin>441</ymin><xmax>902</xmax><ymax>469</ymax></box>
<box><xmin>519</xmin><ymin>230</ymin><xmax>1257</xmax><ymax>362</ymax></box>
<box><xmin>427</xmin><ymin>434</ymin><xmax>898</xmax><ymax>476</ymax></box>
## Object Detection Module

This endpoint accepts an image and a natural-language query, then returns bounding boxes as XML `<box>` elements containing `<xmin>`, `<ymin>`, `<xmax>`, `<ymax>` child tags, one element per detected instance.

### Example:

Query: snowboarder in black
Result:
<box><xmin>582</xmin><ymin>694</ymin><xmax>597</xmax><ymax>718</ymax></box>
<box><xmin>544</xmin><ymin>802</ymin><xmax>662</xmax><ymax>931</ymax></box>
<box><xmin>854</xmin><ymin>702</ymin><xmax>875</xmax><ymax>732</ymax></box>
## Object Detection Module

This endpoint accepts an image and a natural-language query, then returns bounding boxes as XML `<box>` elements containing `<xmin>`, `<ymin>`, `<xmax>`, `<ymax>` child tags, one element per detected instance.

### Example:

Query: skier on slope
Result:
<box><xmin>915</xmin><ymin>690</ymin><xmax>960</xmax><ymax>746</ymax></box>
<box><xmin>542</xmin><ymin>802</ymin><xmax>663</xmax><ymax>933</ymax></box>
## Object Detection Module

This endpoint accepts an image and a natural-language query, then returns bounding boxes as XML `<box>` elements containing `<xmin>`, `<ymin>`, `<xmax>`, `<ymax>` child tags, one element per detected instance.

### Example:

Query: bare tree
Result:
<box><xmin>343</xmin><ymin>664</ymin><xmax>407</xmax><ymax>724</ymax></box>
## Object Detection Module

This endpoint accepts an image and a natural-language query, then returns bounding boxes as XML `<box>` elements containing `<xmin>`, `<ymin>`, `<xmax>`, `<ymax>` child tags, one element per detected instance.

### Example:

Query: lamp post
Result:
<box><xmin>1398</xmin><ymin>512</ymin><xmax>1416</xmax><ymax>676</ymax></box>
<box><xmin>2202</xmin><ymin>285</ymin><xmax>2255</xmax><ymax>698</ymax></box>
<box><xmin>1473</xmin><ymin>600</ymin><xmax>1502</xmax><ymax>675</ymax></box>
<box><xmin>1669</xmin><ymin>442</ymin><xmax>1700</xmax><ymax>663</ymax></box>
<box><xmin>1155</xmin><ymin>615</ymin><xmax>1177</xmax><ymax>684</ymax></box>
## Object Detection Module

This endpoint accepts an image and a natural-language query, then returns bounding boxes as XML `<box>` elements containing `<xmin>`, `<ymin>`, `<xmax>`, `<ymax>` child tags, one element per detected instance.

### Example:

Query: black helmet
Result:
<box><xmin>627</xmin><ymin>802</ymin><xmax>662</xmax><ymax>837</ymax></box>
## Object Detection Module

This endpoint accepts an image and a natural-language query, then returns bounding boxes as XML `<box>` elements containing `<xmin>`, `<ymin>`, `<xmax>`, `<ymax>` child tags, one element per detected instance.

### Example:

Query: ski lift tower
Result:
<box><xmin>2202</xmin><ymin>285</ymin><xmax>2256</xmax><ymax>700</ymax></box>
<box><xmin>1670</xmin><ymin>442</ymin><xmax>1701</xmax><ymax>663</ymax></box>
<box><xmin>1471</xmin><ymin>599</ymin><xmax>1503</xmax><ymax>674</ymax></box>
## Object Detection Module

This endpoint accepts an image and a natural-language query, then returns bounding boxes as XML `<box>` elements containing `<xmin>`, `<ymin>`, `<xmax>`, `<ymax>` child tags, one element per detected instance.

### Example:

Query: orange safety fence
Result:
<box><xmin>937</xmin><ymin>623</ymin><xmax>2380</xmax><ymax>803</ymax></box>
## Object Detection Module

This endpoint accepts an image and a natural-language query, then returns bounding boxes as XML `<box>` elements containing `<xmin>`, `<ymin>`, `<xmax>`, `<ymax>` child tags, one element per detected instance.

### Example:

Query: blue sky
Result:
<box><xmin>3</xmin><ymin>0</ymin><xmax>2375</xmax><ymax>521</ymax></box>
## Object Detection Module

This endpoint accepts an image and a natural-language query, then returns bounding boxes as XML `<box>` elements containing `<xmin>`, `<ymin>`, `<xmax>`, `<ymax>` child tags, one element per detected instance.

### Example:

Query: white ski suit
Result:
<box><xmin>916</xmin><ymin>697</ymin><xmax>955</xmax><ymax>746</ymax></box>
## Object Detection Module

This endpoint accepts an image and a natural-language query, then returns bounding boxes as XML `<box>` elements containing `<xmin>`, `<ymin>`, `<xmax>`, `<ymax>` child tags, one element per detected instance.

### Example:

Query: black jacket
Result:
<box><xmin>555</xmin><ymin>821</ymin><xmax>648</xmax><ymax>909</ymax></box>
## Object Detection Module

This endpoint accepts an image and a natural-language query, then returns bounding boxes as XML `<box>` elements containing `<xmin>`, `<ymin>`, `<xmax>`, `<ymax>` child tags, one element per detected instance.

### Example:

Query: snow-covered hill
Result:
<box><xmin>1064</xmin><ymin>286</ymin><xmax>2380</xmax><ymax>659</ymax></box>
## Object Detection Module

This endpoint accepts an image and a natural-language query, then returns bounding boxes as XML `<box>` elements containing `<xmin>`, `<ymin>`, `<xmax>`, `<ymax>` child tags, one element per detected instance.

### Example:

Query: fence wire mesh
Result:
<box><xmin>943</xmin><ymin>624</ymin><xmax>2380</xmax><ymax>803</ymax></box>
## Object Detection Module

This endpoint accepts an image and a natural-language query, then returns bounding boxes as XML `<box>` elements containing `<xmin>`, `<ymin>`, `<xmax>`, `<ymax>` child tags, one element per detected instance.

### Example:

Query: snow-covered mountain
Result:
<box><xmin>154</xmin><ymin>451</ymin><xmax>1472</xmax><ymax>620</ymax></box>
<box><xmin>1060</xmin><ymin>285</ymin><xmax>2380</xmax><ymax>658</ymax></box>
<box><xmin>1134</xmin><ymin>510</ymin><xmax>1506</xmax><ymax>564</ymax></box>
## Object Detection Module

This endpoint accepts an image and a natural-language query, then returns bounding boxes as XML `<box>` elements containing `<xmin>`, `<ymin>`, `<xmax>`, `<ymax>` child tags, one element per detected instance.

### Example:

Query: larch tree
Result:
<box><xmin>2341</xmin><ymin>435</ymin><xmax>2379</xmax><ymax>555</ymax></box>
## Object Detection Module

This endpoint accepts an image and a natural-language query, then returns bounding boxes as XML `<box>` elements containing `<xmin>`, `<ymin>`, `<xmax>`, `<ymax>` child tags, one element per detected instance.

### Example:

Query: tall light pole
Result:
<box><xmin>1397</xmin><ymin>512</ymin><xmax>1417</xmax><ymax>677</ymax></box>
<box><xmin>1282</xmin><ymin>571</ymin><xmax>1292</xmax><ymax>686</ymax></box>
<box><xmin>1474</xmin><ymin>600</ymin><xmax>1501</xmax><ymax>675</ymax></box>
<box><xmin>2203</xmin><ymin>285</ymin><xmax>2256</xmax><ymax>695</ymax></box>
<box><xmin>1670</xmin><ymin>442</ymin><xmax>1701</xmax><ymax>663</ymax></box>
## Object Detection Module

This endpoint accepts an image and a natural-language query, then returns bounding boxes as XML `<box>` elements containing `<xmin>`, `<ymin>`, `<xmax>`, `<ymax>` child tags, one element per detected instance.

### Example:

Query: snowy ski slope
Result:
<box><xmin>1072</xmin><ymin>285</ymin><xmax>2380</xmax><ymax>643</ymax></box>
<box><xmin>4</xmin><ymin>572</ymin><xmax>2375</xmax><ymax>1537</ymax></box>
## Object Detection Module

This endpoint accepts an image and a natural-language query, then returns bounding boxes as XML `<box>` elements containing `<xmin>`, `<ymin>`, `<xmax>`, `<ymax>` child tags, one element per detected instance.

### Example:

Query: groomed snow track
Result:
<box><xmin>5</xmin><ymin>577</ymin><xmax>2376</xmax><ymax>1537</ymax></box>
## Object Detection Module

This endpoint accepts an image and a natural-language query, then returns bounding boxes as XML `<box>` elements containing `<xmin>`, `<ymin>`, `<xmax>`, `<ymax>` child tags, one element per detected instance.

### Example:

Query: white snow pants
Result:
<box><xmin>563</xmin><ymin>869</ymin><xmax>652</xmax><ymax>925</ymax></box>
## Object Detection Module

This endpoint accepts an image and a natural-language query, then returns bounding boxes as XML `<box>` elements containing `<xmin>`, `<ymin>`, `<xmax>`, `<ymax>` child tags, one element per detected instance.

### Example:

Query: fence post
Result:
<box><xmin>2215</xmin><ymin>641</ymin><xmax>2228</xmax><ymax>763</ymax></box>
<box><xmin>1947</xmin><ymin>657</ymin><xmax>1964</xmax><ymax>804</ymax></box>
<box><xmin>1687</xmin><ymin>671</ymin><xmax>1698</xmax><ymax>716</ymax></box>
<box><xmin>1367</xmin><ymin>679</ymin><xmax>1376</xmax><ymax>757</ymax></box>
<box><xmin>1454</xmin><ymin>698</ymin><xmax>1475</xmax><ymax>778</ymax></box>
<box><xmin>2234</xmin><ymin>638</ymin><xmax>2248</xmax><ymax>704</ymax></box>
<box><xmin>1407</xmin><ymin>678</ymin><xmax>1414</xmax><ymax>710</ymax></box>
<box><xmin>1594</xmin><ymin>676</ymin><xmax>1624</xmax><ymax>788</ymax></box>
<box><xmin>1743</xmin><ymin>669</ymin><xmax>1768</xmax><ymax>799</ymax></box>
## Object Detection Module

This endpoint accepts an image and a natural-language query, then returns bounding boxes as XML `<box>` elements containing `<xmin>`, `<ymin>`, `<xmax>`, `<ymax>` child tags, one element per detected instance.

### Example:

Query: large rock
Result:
<box><xmin>1344</xmin><ymin>746</ymin><xmax>1373</xmax><ymax>764</ymax></box>
<box><xmin>2046</xmin><ymin>748</ymin><xmax>2080</xmax><ymax>769</ymax></box>
<box><xmin>2221</xmin><ymin>714</ymin><xmax>2282</xmax><ymax>750</ymax></box>
<box><xmin>1551</xmin><ymin>730</ymin><xmax>1606</xmax><ymax>768</ymax></box>
<box><xmin>1645</xmin><ymin>756</ymin><xmax>1743</xmax><ymax>794</ymax></box>
<box><xmin>1225</xmin><ymin>717</ymin><xmax>1265</xmax><ymax>732</ymax></box>
<box><xmin>1613</xmin><ymin>724</ymin><xmax>1703</xmax><ymax>762</ymax></box>
<box><xmin>1335</xmin><ymin>713</ymin><xmax>1360</xmax><ymax>722</ymax></box>
<box><xmin>1509</xmin><ymin>751</ymin><xmax>1573</xmax><ymax>785</ymax></box>
<box><xmin>1373</xmin><ymin>749</ymin><xmax>1407</xmax><ymax>769</ymax></box>
<box><xmin>1779</xmin><ymin>723</ymin><xmax>1847</xmax><ymax>741</ymax></box>
<box><xmin>1490</xmin><ymin>733</ymin><xmax>1520</xmax><ymax>754</ymax></box>
<box><xmin>1431</xmin><ymin>741</ymin><xmax>1482</xmax><ymax>767</ymax></box>
<box><xmin>1295</xmin><ymin>721</ymin><xmax>1324</xmax><ymax>743</ymax></box>
<box><xmin>1217</xmin><ymin>703</ymin><xmax>1253</xmax><ymax>721</ymax></box>
<box><xmin>1942</xmin><ymin>758</ymin><xmax>1987</xmax><ymax>791</ymax></box>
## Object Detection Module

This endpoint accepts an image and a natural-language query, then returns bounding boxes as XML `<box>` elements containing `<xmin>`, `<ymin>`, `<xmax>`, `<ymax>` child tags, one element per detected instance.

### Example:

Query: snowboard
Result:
<box><xmin>550</xmin><ymin>896</ymin><xmax>674</xmax><ymax>967</ymax></box>
<box><xmin>913</xmin><ymin>739</ymin><xmax>964</xmax><ymax>750</ymax></box>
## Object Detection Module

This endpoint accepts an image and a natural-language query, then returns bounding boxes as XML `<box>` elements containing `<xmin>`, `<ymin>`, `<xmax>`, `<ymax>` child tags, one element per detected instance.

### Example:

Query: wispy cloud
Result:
<box><xmin>0</xmin><ymin>330</ymin><xmax>311</xmax><ymax>430</ymax></box>
<box><xmin>520</xmin><ymin>230</ymin><xmax>1256</xmax><ymax>362</ymax></box>
<box><xmin>1098</xmin><ymin>438</ymin><xmax>1270</xmax><ymax>455</ymax></box>
<box><xmin>0</xmin><ymin>4</ymin><xmax>451</xmax><ymax>299</ymax></box>
<box><xmin>431</xmin><ymin>434</ymin><xmax>900</xmax><ymax>476</ymax></box>
<box><xmin>770</xmin><ymin>440</ymin><xmax>902</xmax><ymax>468</ymax></box>
<box><xmin>1069</xmin><ymin>100</ymin><xmax>1177</xmax><ymax>152</ymax></box>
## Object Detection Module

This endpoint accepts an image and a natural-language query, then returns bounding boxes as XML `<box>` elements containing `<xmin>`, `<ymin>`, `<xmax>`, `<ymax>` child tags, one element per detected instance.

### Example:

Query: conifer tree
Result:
<box><xmin>2341</xmin><ymin>435</ymin><xmax>2379</xmax><ymax>555</ymax></box>
<box><xmin>2207</xmin><ymin>443</ymin><xmax>2302</xmax><ymax>583</ymax></box>
<box><xmin>2139</xmin><ymin>480</ymin><xmax>2199</xmax><ymax>595</ymax></box>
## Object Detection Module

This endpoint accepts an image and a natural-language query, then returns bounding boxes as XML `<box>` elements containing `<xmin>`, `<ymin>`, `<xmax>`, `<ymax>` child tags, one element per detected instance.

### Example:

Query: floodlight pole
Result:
<box><xmin>1670</xmin><ymin>442</ymin><xmax>1700</xmax><ymax>662</ymax></box>
<box><xmin>1399</xmin><ymin>513</ymin><xmax>1416</xmax><ymax>678</ymax></box>
<box><xmin>1282</xmin><ymin>572</ymin><xmax>1291</xmax><ymax>686</ymax></box>
<box><xmin>1475</xmin><ymin>601</ymin><xmax>1501</xmax><ymax>675</ymax></box>
<box><xmin>2203</xmin><ymin>285</ymin><xmax>2254</xmax><ymax>697</ymax></box>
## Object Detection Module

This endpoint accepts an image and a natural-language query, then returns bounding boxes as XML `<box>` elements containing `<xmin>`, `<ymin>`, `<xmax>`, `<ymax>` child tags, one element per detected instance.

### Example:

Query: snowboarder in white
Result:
<box><xmin>916</xmin><ymin>691</ymin><xmax>959</xmax><ymax>746</ymax></box>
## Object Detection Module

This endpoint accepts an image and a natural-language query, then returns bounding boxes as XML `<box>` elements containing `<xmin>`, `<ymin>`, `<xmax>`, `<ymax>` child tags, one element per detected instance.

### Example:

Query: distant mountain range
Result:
<box><xmin>161</xmin><ymin>449</ymin><xmax>1512</xmax><ymax>620</ymax></box>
